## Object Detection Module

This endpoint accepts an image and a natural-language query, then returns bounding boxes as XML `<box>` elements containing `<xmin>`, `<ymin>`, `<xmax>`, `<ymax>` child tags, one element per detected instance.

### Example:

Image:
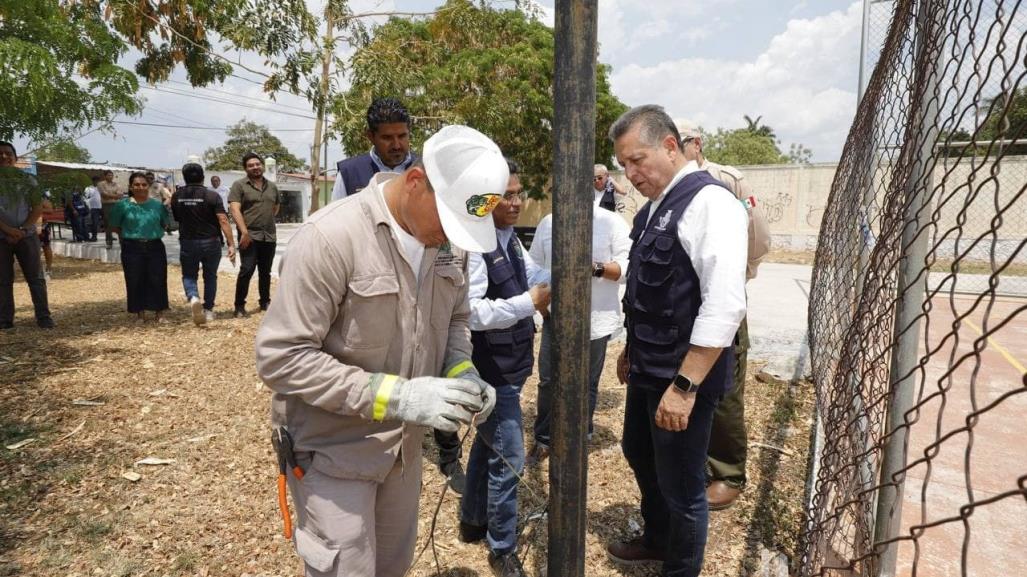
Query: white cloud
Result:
<box><xmin>609</xmin><ymin>1</ymin><xmax>863</xmax><ymax>161</ymax></box>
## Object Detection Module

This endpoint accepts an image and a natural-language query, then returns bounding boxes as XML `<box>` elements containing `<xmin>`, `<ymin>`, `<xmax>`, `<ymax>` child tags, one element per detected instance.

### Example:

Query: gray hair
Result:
<box><xmin>608</xmin><ymin>104</ymin><xmax>682</xmax><ymax>150</ymax></box>
<box><xmin>594</xmin><ymin>164</ymin><xmax>608</xmax><ymax>173</ymax></box>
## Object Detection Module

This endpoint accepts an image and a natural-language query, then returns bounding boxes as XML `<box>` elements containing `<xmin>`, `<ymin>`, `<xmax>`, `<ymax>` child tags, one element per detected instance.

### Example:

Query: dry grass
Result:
<box><xmin>1</xmin><ymin>257</ymin><xmax>814</xmax><ymax>577</ymax></box>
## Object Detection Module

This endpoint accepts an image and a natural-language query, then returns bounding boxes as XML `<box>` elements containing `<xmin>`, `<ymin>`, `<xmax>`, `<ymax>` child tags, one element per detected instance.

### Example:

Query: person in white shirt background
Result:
<box><xmin>210</xmin><ymin>175</ymin><xmax>230</xmax><ymax>212</ymax></box>
<box><xmin>83</xmin><ymin>175</ymin><xmax>103</xmax><ymax>242</ymax></box>
<box><xmin>525</xmin><ymin>194</ymin><xmax>632</xmax><ymax>466</ymax></box>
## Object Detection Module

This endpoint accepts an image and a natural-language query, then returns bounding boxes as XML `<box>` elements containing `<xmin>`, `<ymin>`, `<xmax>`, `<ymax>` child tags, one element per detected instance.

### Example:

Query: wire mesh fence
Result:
<box><xmin>801</xmin><ymin>0</ymin><xmax>1027</xmax><ymax>575</ymax></box>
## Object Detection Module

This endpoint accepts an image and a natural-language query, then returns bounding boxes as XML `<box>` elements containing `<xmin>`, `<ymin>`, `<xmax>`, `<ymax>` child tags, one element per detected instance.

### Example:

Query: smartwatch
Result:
<box><xmin>592</xmin><ymin>262</ymin><xmax>605</xmax><ymax>278</ymax></box>
<box><xmin>673</xmin><ymin>374</ymin><xmax>701</xmax><ymax>394</ymax></box>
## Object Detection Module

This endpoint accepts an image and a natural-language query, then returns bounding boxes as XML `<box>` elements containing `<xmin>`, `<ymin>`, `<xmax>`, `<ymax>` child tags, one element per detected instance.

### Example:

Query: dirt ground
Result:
<box><xmin>1</xmin><ymin>257</ymin><xmax>814</xmax><ymax>577</ymax></box>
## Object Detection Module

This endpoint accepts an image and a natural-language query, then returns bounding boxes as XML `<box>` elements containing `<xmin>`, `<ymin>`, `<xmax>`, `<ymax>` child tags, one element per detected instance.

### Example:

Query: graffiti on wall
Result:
<box><xmin>762</xmin><ymin>192</ymin><xmax>792</xmax><ymax>224</ymax></box>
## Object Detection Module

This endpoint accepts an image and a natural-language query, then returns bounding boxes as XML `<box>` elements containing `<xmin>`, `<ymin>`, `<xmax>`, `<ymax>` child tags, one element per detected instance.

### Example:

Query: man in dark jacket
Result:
<box><xmin>330</xmin><ymin>97</ymin><xmax>418</xmax><ymax>201</ymax></box>
<box><xmin>172</xmin><ymin>163</ymin><xmax>236</xmax><ymax>325</ymax></box>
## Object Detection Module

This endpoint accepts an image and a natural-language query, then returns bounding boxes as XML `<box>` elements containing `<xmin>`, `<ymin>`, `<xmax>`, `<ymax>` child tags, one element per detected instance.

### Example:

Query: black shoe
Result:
<box><xmin>233</xmin><ymin>307</ymin><xmax>249</xmax><ymax>319</ymax></box>
<box><xmin>441</xmin><ymin>460</ymin><xmax>466</xmax><ymax>494</ymax></box>
<box><xmin>0</xmin><ymin>322</ymin><xmax>13</xmax><ymax>330</ymax></box>
<box><xmin>458</xmin><ymin>521</ymin><xmax>487</xmax><ymax>544</ymax></box>
<box><xmin>36</xmin><ymin>318</ymin><xmax>55</xmax><ymax>329</ymax></box>
<box><xmin>259</xmin><ymin>302</ymin><xmax>270</xmax><ymax>312</ymax></box>
<box><xmin>488</xmin><ymin>551</ymin><xmax>527</xmax><ymax>577</ymax></box>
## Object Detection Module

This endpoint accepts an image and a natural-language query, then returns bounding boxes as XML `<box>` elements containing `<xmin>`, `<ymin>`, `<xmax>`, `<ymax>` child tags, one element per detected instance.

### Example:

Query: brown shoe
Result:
<box><xmin>606</xmin><ymin>536</ymin><xmax>664</xmax><ymax>566</ymax></box>
<box><xmin>707</xmin><ymin>480</ymin><xmax>742</xmax><ymax>510</ymax></box>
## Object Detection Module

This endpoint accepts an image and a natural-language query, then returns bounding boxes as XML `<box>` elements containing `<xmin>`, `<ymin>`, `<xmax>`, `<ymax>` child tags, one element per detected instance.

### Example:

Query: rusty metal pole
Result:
<box><xmin>548</xmin><ymin>0</ymin><xmax>597</xmax><ymax>575</ymax></box>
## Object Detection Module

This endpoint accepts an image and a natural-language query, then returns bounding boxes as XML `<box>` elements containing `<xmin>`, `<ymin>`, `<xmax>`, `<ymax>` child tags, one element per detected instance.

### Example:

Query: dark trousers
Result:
<box><xmin>622</xmin><ymin>384</ymin><xmax>721</xmax><ymax>577</ymax></box>
<box><xmin>120</xmin><ymin>239</ymin><xmax>169</xmax><ymax>313</ymax></box>
<box><xmin>180</xmin><ymin>238</ymin><xmax>222</xmax><ymax>310</ymax></box>
<box><xmin>707</xmin><ymin>318</ymin><xmax>749</xmax><ymax>487</ymax></box>
<box><xmin>88</xmin><ymin>208</ymin><xmax>102</xmax><ymax>241</ymax></box>
<box><xmin>234</xmin><ymin>239</ymin><xmax>275</xmax><ymax>309</ymax></box>
<box><xmin>0</xmin><ymin>234</ymin><xmax>52</xmax><ymax>324</ymax></box>
<box><xmin>435</xmin><ymin>429</ymin><xmax>462</xmax><ymax>469</ymax></box>
<box><xmin>67</xmin><ymin>209</ymin><xmax>88</xmax><ymax>241</ymax></box>
<box><xmin>533</xmin><ymin>320</ymin><xmax>610</xmax><ymax>446</ymax></box>
<box><xmin>102</xmin><ymin>204</ymin><xmax>116</xmax><ymax>247</ymax></box>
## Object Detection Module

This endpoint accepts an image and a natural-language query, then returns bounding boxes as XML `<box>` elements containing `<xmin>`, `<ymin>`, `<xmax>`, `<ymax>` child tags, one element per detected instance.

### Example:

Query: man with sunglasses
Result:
<box><xmin>676</xmin><ymin>119</ymin><xmax>771</xmax><ymax>511</ymax></box>
<box><xmin>593</xmin><ymin>163</ymin><xmax>627</xmax><ymax>212</ymax></box>
<box><xmin>256</xmin><ymin>125</ymin><xmax>505</xmax><ymax>577</ymax></box>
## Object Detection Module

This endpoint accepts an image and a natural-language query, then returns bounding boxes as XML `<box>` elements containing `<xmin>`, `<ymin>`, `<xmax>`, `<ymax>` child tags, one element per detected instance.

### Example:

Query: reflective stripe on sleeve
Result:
<box><xmin>445</xmin><ymin>360</ymin><xmax>474</xmax><ymax>379</ymax></box>
<box><xmin>372</xmin><ymin>375</ymin><xmax>400</xmax><ymax>421</ymax></box>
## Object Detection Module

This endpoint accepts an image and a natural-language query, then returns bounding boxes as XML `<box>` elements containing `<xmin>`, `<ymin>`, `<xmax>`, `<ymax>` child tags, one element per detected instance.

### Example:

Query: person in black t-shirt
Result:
<box><xmin>171</xmin><ymin>163</ymin><xmax>236</xmax><ymax>325</ymax></box>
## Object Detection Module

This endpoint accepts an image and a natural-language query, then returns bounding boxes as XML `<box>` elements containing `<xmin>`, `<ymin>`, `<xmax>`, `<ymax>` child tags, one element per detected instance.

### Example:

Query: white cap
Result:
<box><xmin>423</xmin><ymin>125</ymin><xmax>508</xmax><ymax>253</ymax></box>
<box><xmin>674</xmin><ymin>118</ymin><xmax>702</xmax><ymax>140</ymax></box>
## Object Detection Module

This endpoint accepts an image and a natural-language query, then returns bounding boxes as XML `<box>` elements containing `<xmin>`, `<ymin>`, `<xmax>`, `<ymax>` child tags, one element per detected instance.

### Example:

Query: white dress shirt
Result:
<box><xmin>645</xmin><ymin>161</ymin><xmax>748</xmax><ymax>348</ymax></box>
<box><xmin>529</xmin><ymin>208</ymin><xmax>631</xmax><ymax>340</ymax></box>
<box><xmin>84</xmin><ymin>186</ymin><xmax>102</xmax><ymax>210</ymax></box>
<box><xmin>331</xmin><ymin>148</ymin><xmax>415</xmax><ymax>202</ymax></box>
<box><xmin>468</xmin><ymin>227</ymin><xmax>550</xmax><ymax>331</ymax></box>
<box><xmin>214</xmin><ymin>185</ymin><xmax>230</xmax><ymax>212</ymax></box>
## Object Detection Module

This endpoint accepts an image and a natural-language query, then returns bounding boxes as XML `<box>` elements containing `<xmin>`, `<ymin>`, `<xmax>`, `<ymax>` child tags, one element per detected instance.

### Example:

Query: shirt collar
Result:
<box><xmin>369</xmin><ymin>148</ymin><xmax>415</xmax><ymax>172</ymax></box>
<box><xmin>365</xmin><ymin>172</ymin><xmax>401</xmax><ymax>226</ymax></box>
<box><xmin>653</xmin><ymin>160</ymin><xmax>701</xmax><ymax>204</ymax></box>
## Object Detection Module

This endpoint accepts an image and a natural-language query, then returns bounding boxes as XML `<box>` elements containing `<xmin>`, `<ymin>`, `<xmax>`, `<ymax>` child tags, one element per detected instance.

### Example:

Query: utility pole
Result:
<box><xmin>548</xmin><ymin>0</ymin><xmax>597</xmax><ymax>575</ymax></box>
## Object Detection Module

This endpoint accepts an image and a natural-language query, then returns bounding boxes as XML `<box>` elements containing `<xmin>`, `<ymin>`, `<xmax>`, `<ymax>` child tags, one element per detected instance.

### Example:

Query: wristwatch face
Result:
<box><xmin>674</xmin><ymin>374</ymin><xmax>698</xmax><ymax>393</ymax></box>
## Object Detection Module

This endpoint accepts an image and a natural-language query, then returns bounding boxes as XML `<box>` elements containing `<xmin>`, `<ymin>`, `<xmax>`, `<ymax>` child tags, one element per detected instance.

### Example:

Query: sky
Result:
<box><xmin>16</xmin><ymin>0</ymin><xmax>870</xmax><ymax>171</ymax></box>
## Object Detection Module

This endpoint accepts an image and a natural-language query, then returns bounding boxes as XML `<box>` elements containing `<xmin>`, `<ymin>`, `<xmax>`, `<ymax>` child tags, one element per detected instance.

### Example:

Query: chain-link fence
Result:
<box><xmin>801</xmin><ymin>0</ymin><xmax>1027</xmax><ymax>575</ymax></box>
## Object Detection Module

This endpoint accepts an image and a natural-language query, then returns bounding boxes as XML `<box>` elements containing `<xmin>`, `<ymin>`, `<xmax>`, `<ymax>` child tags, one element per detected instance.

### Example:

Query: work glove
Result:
<box><xmin>442</xmin><ymin>357</ymin><xmax>497</xmax><ymax>424</ymax></box>
<box><xmin>368</xmin><ymin>374</ymin><xmax>484</xmax><ymax>433</ymax></box>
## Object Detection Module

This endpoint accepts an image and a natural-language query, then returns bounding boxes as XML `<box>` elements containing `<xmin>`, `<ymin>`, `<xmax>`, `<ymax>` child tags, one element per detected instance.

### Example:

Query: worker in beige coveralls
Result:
<box><xmin>255</xmin><ymin>125</ymin><xmax>510</xmax><ymax>577</ymax></box>
<box><xmin>675</xmin><ymin>119</ymin><xmax>771</xmax><ymax>510</ymax></box>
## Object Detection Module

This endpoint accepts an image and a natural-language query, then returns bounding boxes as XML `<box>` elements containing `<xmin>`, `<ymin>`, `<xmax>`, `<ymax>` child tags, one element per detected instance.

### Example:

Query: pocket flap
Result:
<box><xmin>487</xmin><ymin>259</ymin><xmax>515</xmax><ymax>285</ymax></box>
<box><xmin>435</xmin><ymin>265</ymin><xmax>466</xmax><ymax>287</ymax></box>
<box><xmin>485</xmin><ymin>330</ymin><xmax>514</xmax><ymax>346</ymax></box>
<box><xmin>294</xmin><ymin>527</ymin><xmax>339</xmax><ymax>573</ymax></box>
<box><xmin>654</xmin><ymin>235</ymin><xmax>675</xmax><ymax>251</ymax></box>
<box><xmin>634</xmin><ymin>323</ymin><xmax>679</xmax><ymax>346</ymax></box>
<box><xmin>349</xmin><ymin>273</ymin><xmax>399</xmax><ymax>297</ymax></box>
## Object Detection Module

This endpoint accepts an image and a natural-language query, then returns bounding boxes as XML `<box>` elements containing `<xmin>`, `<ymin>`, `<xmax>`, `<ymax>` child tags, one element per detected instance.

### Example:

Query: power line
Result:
<box><xmin>141</xmin><ymin>85</ymin><xmax>318</xmax><ymax>120</ymax></box>
<box><xmin>112</xmin><ymin>120</ymin><xmax>315</xmax><ymax>131</ymax></box>
<box><xmin>165</xmin><ymin>79</ymin><xmax>315</xmax><ymax>113</ymax></box>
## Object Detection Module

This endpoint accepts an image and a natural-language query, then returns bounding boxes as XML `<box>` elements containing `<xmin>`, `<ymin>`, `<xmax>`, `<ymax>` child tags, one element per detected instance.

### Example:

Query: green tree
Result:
<box><xmin>0</xmin><ymin>0</ymin><xmax>141</xmax><ymax>142</ymax></box>
<box><xmin>334</xmin><ymin>0</ymin><xmax>628</xmax><ymax>198</ymax></box>
<box><xmin>203</xmin><ymin>119</ymin><xmax>308</xmax><ymax>172</ymax></box>
<box><xmin>703</xmin><ymin>128</ymin><xmax>788</xmax><ymax>166</ymax></box>
<box><xmin>32</xmin><ymin>138</ymin><xmax>92</xmax><ymax>163</ymax></box>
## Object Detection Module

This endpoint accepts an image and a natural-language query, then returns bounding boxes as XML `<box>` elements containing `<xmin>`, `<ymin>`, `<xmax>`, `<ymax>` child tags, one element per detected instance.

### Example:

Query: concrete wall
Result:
<box><xmin>549</xmin><ymin>159</ymin><xmax>1027</xmax><ymax>263</ymax></box>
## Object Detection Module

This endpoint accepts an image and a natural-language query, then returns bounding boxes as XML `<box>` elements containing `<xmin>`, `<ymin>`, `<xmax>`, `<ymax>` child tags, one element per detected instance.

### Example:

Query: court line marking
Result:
<box><xmin>963</xmin><ymin>318</ymin><xmax>1026</xmax><ymax>376</ymax></box>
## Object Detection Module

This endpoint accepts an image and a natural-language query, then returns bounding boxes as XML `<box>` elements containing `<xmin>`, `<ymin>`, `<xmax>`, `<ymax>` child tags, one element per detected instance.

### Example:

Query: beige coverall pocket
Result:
<box><xmin>294</xmin><ymin>526</ymin><xmax>339</xmax><ymax>573</ymax></box>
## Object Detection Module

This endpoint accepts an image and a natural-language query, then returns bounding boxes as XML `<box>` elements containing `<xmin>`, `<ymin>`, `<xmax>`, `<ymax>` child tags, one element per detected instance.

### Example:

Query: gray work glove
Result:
<box><xmin>442</xmin><ymin>357</ymin><xmax>496</xmax><ymax>424</ymax></box>
<box><xmin>368</xmin><ymin>374</ymin><xmax>484</xmax><ymax>433</ymax></box>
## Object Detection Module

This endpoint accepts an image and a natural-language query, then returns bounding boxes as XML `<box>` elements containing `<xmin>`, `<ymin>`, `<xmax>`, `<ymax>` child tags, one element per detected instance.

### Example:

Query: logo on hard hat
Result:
<box><xmin>466</xmin><ymin>194</ymin><xmax>502</xmax><ymax>217</ymax></box>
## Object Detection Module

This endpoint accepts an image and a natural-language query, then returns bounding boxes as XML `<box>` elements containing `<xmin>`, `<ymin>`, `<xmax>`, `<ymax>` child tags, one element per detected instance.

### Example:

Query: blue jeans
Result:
<box><xmin>622</xmin><ymin>384</ymin><xmax>721</xmax><ymax>577</ymax></box>
<box><xmin>179</xmin><ymin>238</ymin><xmax>222</xmax><ymax>310</ymax></box>
<box><xmin>460</xmin><ymin>381</ymin><xmax>525</xmax><ymax>555</ymax></box>
<box><xmin>533</xmin><ymin>320</ymin><xmax>610</xmax><ymax>447</ymax></box>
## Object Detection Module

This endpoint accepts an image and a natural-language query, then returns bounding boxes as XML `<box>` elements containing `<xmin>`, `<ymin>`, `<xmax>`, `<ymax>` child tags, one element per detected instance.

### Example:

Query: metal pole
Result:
<box><xmin>858</xmin><ymin>0</ymin><xmax>872</xmax><ymax>102</ymax></box>
<box><xmin>873</xmin><ymin>1</ymin><xmax>944</xmax><ymax>575</ymax></box>
<box><xmin>548</xmin><ymin>0</ymin><xmax>597</xmax><ymax>575</ymax></box>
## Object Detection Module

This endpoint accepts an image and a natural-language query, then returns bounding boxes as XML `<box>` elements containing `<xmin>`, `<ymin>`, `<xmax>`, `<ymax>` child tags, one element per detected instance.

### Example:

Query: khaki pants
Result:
<box><xmin>707</xmin><ymin>317</ymin><xmax>749</xmax><ymax>487</ymax></box>
<box><xmin>288</xmin><ymin>453</ymin><xmax>422</xmax><ymax>577</ymax></box>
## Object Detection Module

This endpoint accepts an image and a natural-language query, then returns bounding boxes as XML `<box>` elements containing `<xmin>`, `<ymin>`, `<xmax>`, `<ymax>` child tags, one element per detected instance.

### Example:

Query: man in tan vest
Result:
<box><xmin>677</xmin><ymin>119</ymin><xmax>771</xmax><ymax>510</ymax></box>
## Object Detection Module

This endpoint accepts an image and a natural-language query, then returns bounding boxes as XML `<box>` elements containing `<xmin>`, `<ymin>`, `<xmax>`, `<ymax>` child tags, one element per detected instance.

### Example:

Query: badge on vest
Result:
<box><xmin>654</xmin><ymin>209</ymin><xmax>673</xmax><ymax>232</ymax></box>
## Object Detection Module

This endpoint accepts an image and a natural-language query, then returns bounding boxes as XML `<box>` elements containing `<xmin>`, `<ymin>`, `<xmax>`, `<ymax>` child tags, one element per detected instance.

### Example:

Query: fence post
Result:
<box><xmin>872</xmin><ymin>1</ymin><xmax>945</xmax><ymax>575</ymax></box>
<box><xmin>547</xmin><ymin>0</ymin><xmax>597</xmax><ymax>576</ymax></box>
